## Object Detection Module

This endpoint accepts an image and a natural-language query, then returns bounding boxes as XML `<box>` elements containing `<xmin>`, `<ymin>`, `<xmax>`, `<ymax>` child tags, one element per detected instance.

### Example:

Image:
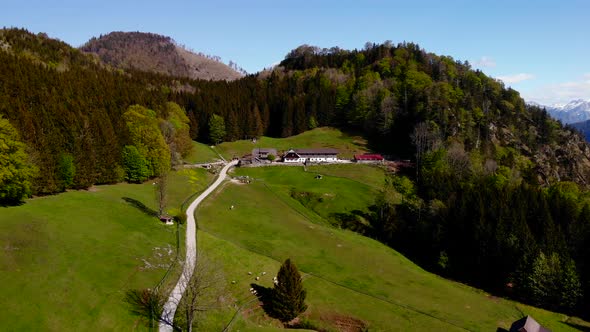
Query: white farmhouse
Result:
<box><xmin>282</xmin><ymin>148</ymin><xmax>339</xmax><ymax>163</ymax></box>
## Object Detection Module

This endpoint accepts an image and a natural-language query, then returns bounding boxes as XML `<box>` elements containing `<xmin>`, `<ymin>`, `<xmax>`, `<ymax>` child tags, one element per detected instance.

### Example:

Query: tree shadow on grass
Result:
<box><xmin>561</xmin><ymin>321</ymin><xmax>590</xmax><ymax>331</ymax></box>
<box><xmin>122</xmin><ymin>197</ymin><xmax>157</xmax><ymax>217</ymax></box>
<box><xmin>250</xmin><ymin>283</ymin><xmax>277</xmax><ymax>318</ymax></box>
<box><xmin>329</xmin><ymin>209</ymin><xmax>371</xmax><ymax>235</ymax></box>
<box><xmin>0</xmin><ymin>198</ymin><xmax>25</xmax><ymax>207</ymax></box>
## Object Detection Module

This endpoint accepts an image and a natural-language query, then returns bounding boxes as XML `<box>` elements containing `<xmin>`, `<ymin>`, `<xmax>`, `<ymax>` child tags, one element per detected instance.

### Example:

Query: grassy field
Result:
<box><xmin>306</xmin><ymin>163</ymin><xmax>387</xmax><ymax>190</ymax></box>
<box><xmin>215</xmin><ymin>127</ymin><xmax>368</xmax><ymax>160</ymax></box>
<box><xmin>194</xmin><ymin>165</ymin><xmax>587</xmax><ymax>332</ymax></box>
<box><xmin>184</xmin><ymin>141</ymin><xmax>223</xmax><ymax>164</ymax></box>
<box><xmin>232</xmin><ymin>165</ymin><xmax>382</xmax><ymax>222</ymax></box>
<box><xmin>0</xmin><ymin>168</ymin><xmax>212</xmax><ymax>331</ymax></box>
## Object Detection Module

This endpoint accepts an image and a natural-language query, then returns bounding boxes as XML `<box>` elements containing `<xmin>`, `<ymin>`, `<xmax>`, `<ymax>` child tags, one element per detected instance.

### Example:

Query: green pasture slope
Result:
<box><xmin>215</xmin><ymin>127</ymin><xmax>368</xmax><ymax>160</ymax></box>
<box><xmin>195</xmin><ymin>165</ymin><xmax>587</xmax><ymax>331</ymax></box>
<box><xmin>184</xmin><ymin>140</ymin><xmax>223</xmax><ymax>164</ymax></box>
<box><xmin>0</xmin><ymin>168</ymin><xmax>212</xmax><ymax>331</ymax></box>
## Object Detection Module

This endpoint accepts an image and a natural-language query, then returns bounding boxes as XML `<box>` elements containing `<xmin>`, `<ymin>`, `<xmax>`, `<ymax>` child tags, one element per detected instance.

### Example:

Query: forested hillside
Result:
<box><xmin>0</xmin><ymin>29</ymin><xmax>187</xmax><ymax>195</ymax></box>
<box><xmin>255</xmin><ymin>44</ymin><xmax>590</xmax><ymax>316</ymax></box>
<box><xmin>80</xmin><ymin>31</ymin><xmax>243</xmax><ymax>81</ymax></box>
<box><xmin>3</xmin><ymin>29</ymin><xmax>588</xmax><ymax>195</ymax></box>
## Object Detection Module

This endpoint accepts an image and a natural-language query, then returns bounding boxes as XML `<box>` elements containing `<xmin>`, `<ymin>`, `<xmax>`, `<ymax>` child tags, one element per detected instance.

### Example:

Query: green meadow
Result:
<box><xmin>194</xmin><ymin>165</ymin><xmax>587</xmax><ymax>331</ymax></box>
<box><xmin>184</xmin><ymin>140</ymin><xmax>224</xmax><ymax>164</ymax></box>
<box><xmin>0</xmin><ymin>168</ymin><xmax>212</xmax><ymax>331</ymax></box>
<box><xmin>1</xmin><ymin>146</ymin><xmax>588</xmax><ymax>331</ymax></box>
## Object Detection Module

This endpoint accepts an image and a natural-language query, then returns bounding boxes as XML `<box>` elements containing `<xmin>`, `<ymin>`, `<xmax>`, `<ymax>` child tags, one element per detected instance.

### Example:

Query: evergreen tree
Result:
<box><xmin>523</xmin><ymin>251</ymin><xmax>582</xmax><ymax>311</ymax></box>
<box><xmin>270</xmin><ymin>258</ymin><xmax>307</xmax><ymax>323</ymax></box>
<box><xmin>57</xmin><ymin>153</ymin><xmax>76</xmax><ymax>191</ymax></box>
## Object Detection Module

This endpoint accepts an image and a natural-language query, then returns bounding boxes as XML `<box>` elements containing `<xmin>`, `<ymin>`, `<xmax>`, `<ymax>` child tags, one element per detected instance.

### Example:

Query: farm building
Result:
<box><xmin>239</xmin><ymin>148</ymin><xmax>277</xmax><ymax>166</ymax></box>
<box><xmin>354</xmin><ymin>153</ymin><xmax>384</xmax><ymax>163</ymax></box>
<box><xmin>283</xmin><ymin>148</ymin><xmax>339</xmax><ymax>163</ymax></box>
<box><xmin>509</xmin><ymin>316</ymin><xmax>551</xmax><ymax>332</ymax></box>
<box><xmin>238</xmin><ymin>154</ymin><xmax>255</xmax><ymax>166</ymax></box>
<box><xmin>252</xmin><ymin>148</ymin><xmax>277</xmax><ymax>160</ymax></box>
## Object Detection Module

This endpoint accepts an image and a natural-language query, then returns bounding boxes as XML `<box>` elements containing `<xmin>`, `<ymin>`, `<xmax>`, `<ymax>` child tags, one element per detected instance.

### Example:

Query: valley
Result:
<box><xmin>1</xmin><ymin>15</ymin><xmax>590</xmax><ymax>331</ymax></box>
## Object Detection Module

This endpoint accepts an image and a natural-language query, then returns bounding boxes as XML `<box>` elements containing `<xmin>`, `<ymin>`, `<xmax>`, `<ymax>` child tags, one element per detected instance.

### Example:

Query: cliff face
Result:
<box><xmin>533</xmin><ymin>131</ymin><xmax>590</xmax><ymax>186</ymax></box>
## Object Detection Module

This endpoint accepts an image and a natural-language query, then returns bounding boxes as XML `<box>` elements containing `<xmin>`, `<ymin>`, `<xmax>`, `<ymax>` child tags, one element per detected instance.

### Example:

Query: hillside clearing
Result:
<box><xmin>215</xmin><ymin>127</ymin><xmax>368</xmax><ymax>160</ymax></box>
<box><xmin>184</xmin><ymin>141</ymin><xmax>222</xmax><ymax>164</ymax></box>
<box><xmin>0</xmin><ymin>169</ymin><xmax>212</xmax><ymax>331</ymax></box>
<box><xmin>195</xmin><ymin>167</ymin><xmax>585</xmax><ymax>331</ymax></box>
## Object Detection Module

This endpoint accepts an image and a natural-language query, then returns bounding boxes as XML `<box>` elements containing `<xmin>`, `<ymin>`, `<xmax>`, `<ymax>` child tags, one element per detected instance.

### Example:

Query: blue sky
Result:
<box><xmin>2</xmin><ymin>0</ymin><xmax>589</xmax><ymax>105</ymax></box>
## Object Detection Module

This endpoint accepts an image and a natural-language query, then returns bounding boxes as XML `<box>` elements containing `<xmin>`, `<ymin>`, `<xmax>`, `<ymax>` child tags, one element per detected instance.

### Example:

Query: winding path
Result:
<box><xmin>159</xmin><ymin>160</ymin><xmax>238</xmax><ymax>331</ymax></box>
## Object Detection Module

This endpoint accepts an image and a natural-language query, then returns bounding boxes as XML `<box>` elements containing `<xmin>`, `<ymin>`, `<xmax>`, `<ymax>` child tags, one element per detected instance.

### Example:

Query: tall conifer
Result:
<box><xmin>271</xmin><ymin>258</ymin><xmax>307</xmax><ymax>323</ymax></box>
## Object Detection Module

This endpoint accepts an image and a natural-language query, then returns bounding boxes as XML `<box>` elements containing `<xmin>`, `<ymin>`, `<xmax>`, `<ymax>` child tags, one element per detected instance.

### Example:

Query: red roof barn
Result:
<box><xmin>354</xmin><ymin>154</ymin><xmax>384</xmax><ymax>162</ymax></box>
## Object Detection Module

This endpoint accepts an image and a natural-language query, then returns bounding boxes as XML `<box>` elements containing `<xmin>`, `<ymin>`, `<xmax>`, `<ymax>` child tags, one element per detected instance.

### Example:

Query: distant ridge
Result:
<box><xmin>80</xmin><ymin>31</ymin><xmax>243</xmax><ymax>81</ymax></box>
<box><xmin>529</xmin><ymin>99</ymin><xmax>590</xmax><ymax>124</ymax></box>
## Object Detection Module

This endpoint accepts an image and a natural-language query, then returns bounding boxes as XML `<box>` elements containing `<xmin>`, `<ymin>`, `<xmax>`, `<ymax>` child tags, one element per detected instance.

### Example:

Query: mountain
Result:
<box><xmin>80</xmin><ymin>31</ymin><xmax>243</xmax><ymax>81</ymax></box>
<box><xmin>571</xmin><ymin>119</ymin><xmax>590</xmax><ymax>141</ymax></box>
<box><xmin>534</xmin><ymin>99</ymin><xmax>590</xmax><ymax>124</ymax></box>
<box><xmin>269</xmin><ymin>44</ymin><xmax>590</xmax><ymax>186</ymax></box>
<box><xmin>4</xmin><ymin>28</ymin><xmax>590</xmax><ymax>318</ymax></box>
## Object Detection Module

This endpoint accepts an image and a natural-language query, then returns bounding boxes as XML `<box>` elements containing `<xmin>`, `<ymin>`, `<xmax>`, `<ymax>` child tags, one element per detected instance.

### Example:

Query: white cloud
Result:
<box><xmin>496</xmin><ymin>73</ymin><xmax>536</xmax><ymax>84</ymax></box>
<box><xmin>474</xmin><ymin>56</ymin><xmax>496</xmax><ymax>68</ymax></box>
<box><xmin>523</xmin><ymin>75</ymin><xmax>590</xmax><ymax>105</ymax></box>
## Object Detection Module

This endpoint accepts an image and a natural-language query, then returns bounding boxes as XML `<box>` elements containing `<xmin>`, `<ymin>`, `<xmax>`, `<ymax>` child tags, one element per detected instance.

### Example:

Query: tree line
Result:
<box><xmin>2</xmin><ymin>29</ymin><xmax>589</xmax><ymax>201</ymax></box>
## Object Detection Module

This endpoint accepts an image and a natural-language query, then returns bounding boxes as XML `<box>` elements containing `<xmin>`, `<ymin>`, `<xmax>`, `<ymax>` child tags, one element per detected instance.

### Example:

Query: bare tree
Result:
<box><xmin>124</xmin><ymin>252</ymin><xmax>225</xmax><ymax>331</ymax></box>
<box><xmin>177</xmin><ymin>253</ymin><xmax>226</xmax><ymax>332</ymax></box>
<box><xmin>412</xmin><ymin>122</ymin><xmax>428</xmax><ymax>173</ymax></box>
<box><xmin>124</xmin><ymin>288</ymin><xmax>166</xmax><ymax>330</ymax></box>
<box><xmin>155</xmin><ymin>173</ymin><xmax>168</xmax><ymax>217</ymax></box>
<box><xmin>446</xmin><ymin>142</ymin><xmax>471</xmax><ymax>179</ymax></box>
<box><xmin>411</xmin><ymin>122</ymin><xmax>440</xmax><ymax>181</ymax></box>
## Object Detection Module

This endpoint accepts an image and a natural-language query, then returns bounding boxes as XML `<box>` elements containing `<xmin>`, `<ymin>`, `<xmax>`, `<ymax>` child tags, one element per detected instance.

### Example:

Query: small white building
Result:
<box><xmin>282</xmin><ymin>148</ymin><xmax>339</xmax><ymax>163</ymax></box>
<box><xmin>283</xmin><ymin>150</ymin><xmax>306</xmax><ymax>163</ymax></box>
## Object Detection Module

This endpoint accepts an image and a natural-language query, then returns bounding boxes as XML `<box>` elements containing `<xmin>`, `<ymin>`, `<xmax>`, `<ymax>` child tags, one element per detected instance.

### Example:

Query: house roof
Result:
<box><xmin>283</xmin><ymin>151</ymin><xmax>301</xmax><ymax>158</ymax></box>
<box><xmin>355</xmin><ymin>154</ymin><xmax>384</xmax><ymax>160</ymax></box>
<box><xmin>252</xmin><ymin>148</ymin><xmax>277</xmax><ymax>154</ymax></box>
<box><xmin>509</xmin><ymin>316</ymin><xmax>551</xmax><ymax>332</ymax></box>
<box><xmin>294</xmin><ymin>148</ymin><xmax>339</xmax><ymax>155</ymax></box>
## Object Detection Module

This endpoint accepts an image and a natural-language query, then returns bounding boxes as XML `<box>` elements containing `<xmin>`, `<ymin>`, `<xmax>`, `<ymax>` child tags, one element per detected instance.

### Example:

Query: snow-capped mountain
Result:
<box><xmin>530</xmin><ymin>99</ymin><xmax>590</xmax><ymax>124</ymax></box>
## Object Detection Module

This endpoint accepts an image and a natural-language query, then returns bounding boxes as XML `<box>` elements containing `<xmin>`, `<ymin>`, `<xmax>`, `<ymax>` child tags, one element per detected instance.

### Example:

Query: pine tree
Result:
<box><xmin>57</xmin><ymin>153</ymin><xmax>76</xmax><ymax>191</ymax></box>
<box><xmin>270</xmin><ymin>258</ymin><xmax>307</xmax><ymax>323</ymax></box>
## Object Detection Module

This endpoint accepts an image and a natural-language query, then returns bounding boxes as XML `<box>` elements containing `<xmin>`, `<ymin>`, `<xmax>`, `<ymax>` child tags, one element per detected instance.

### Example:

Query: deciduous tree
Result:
<box><xmin>124</xmin><ymin>288</ymin><xmax>166</xmax><ymax>330</ymax></box>
<box><xmin>122</xmin><ymin>145</ymin><xmax>149</xmax><ymax>183</ymax></box>
<box><xmin>177</xmin><ymin>253</ymin><xmax>226</xmax><ymax>332</ymax></box>
<box><xmin>0</xmin><ymin>116</ymin><xmax>37</xmax><ymax>204</ymax></box>
<box><xmin>208</xmin><ymin>114</ymin><xmax>226</xmax><ymax>144</ymax></box>
<box><xmin>123</xmin><ymin>105</ymin><xmax>171</xmax><ymax>177</ymax></box>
